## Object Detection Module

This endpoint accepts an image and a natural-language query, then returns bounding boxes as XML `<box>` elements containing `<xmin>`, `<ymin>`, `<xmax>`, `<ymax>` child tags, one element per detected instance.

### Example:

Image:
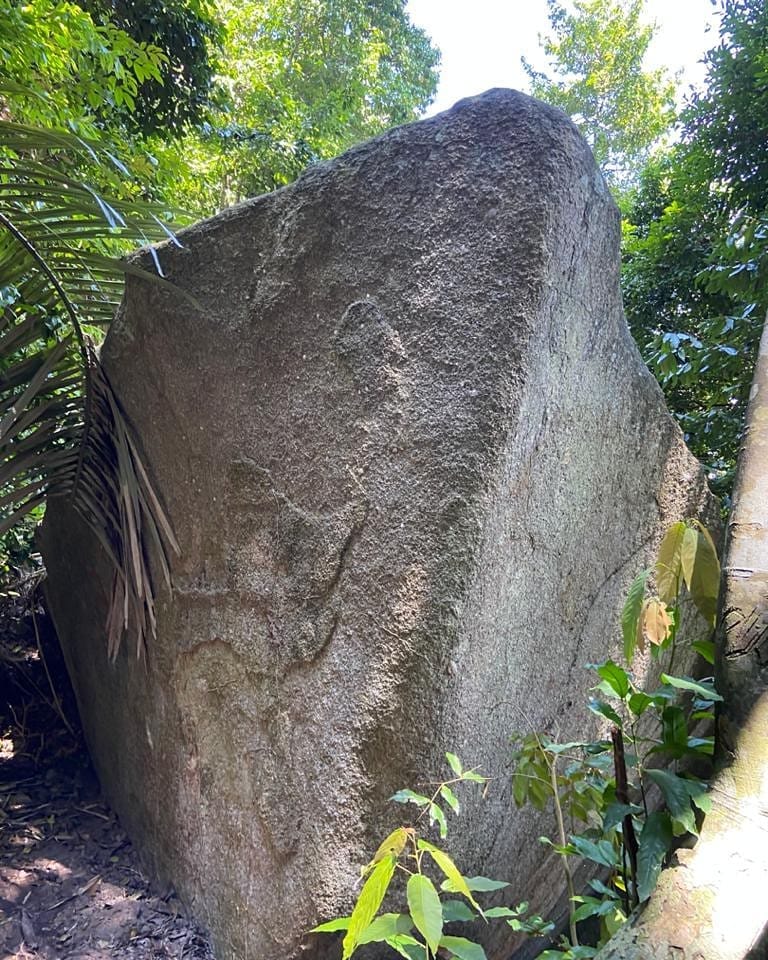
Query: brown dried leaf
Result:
<box><xmin>641</xmin><ymin>598</ymin><xmax>673</xmax><ymax>647</ymax></box>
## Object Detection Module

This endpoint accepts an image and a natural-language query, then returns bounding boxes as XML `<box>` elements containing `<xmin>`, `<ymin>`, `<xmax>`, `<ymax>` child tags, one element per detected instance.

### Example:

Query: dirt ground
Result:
<box><xmin>0</xmin><ymin>571</ymin><xmax>216</xmax><ymax>960</ymax></box>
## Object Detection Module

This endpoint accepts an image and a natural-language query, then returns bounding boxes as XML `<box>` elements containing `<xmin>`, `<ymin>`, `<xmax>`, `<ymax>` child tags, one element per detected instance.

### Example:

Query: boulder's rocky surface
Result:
<box><xmin>41</xmin><ymin>89</ymin><xmax>714</xmax><ymax>959</ymax></box>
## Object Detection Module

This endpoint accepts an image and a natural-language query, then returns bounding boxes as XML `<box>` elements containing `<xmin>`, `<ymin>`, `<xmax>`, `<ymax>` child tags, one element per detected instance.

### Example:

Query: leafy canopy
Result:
<box><xmin>622</xmin><ymin>0</ymin><xmax>768</xmax><ymax>497</ymax></box>
<box><xmin>523</xmin><ymin>0</ymin><xmax>675</xmax><ymax>187</ymax></box>
<box><xmin>169</xmin><ymin>0</ymin><xmax>440</xmax><ymax>213</ymax></box>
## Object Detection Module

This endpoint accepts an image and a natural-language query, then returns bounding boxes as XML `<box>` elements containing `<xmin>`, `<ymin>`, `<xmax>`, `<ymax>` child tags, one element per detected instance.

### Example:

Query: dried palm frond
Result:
<box><xmin>0</xmin><ymin>117</ymin><xmax>180</xmax><ymax>658</ymax></box>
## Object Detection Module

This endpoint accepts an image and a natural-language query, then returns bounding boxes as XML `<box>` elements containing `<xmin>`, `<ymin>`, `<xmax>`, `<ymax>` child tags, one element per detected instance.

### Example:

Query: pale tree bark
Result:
<box><xmin>597</xmin><ymin>317</ymin><xmax>768</xmax><ymax>960</ymax></box>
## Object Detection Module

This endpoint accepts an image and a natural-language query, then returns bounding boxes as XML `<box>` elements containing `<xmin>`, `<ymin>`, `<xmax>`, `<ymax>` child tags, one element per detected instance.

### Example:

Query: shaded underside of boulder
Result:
<box><xmin>41</xmin><ymin>89</ymin><xmax>714</xmax><ymax>960</ymax></box>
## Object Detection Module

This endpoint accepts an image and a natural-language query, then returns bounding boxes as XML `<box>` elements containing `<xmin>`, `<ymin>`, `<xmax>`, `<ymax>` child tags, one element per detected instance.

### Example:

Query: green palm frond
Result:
<box><xmin>0</xmin><ymin>119</ymin><xmax>180</xmax><ymax>658</ymax></box>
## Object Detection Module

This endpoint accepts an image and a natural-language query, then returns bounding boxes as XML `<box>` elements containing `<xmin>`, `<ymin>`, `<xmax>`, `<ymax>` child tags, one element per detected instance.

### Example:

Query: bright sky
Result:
<box><xmin>405</xmin><ymin>0</ymin><xmax>721</xmax><ymax>117</ymax></box>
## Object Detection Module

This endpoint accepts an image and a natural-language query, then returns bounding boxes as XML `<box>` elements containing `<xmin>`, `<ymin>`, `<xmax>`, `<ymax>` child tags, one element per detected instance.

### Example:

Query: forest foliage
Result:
<box><xmin>0</xmin><ymin>0</ymin><xmax>439</xmax><ymax>577</ymax></box>
<box><xmin>529</xmin><ymin>0</ymin><xmax>767</xmax><ymax>498</ymax></box>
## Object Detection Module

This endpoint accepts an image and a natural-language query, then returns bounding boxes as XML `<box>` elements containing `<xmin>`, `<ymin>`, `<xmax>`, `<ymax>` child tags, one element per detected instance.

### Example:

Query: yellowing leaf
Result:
<box><xmin>417</xmin><ymin>840</ymin><xmax>482</xmax><ymax>914</ymax></box>
<box><xmin>656</xmin><ymin>521</ymin><xmax>686</xmax><ymax>603</ymax></box>
<box><xmin>680</xmin><ymin>525</ymin><xmax>699</xmax><ymax>592</ymax></box>
<box><xmin>641</xmin><ymin>598</ymin><xmax>672</xmax><ymax>647</ymax></box>
<box><xmin>688</xmin><ymin>529</ymin><xmax>720</xmax><ymax>626</ymax></box>
<box><xmin>342</xmin><ymin>855</ymin><xmax>397</xmax><ymax>960</ymax></box>
<box><xmin>362</xmin><ymin>827</ymin><xmax>413</xmax><ymax>877</ymax></box>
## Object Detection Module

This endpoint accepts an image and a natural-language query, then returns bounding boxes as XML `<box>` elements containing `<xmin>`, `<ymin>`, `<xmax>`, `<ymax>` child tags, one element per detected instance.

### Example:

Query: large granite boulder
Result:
<box><xmin>41</xmin><ymin>89</ymin><xmax>714</xmax><ymax>959</ymax></box>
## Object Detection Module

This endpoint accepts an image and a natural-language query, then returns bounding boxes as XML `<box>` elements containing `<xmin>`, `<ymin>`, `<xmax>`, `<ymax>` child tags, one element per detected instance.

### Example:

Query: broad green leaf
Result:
<box><xmin>483</xmin><ymin>906</ymin><xmax>519</xmax><ymax>918</ymax></box>
<box><xmin>597</xmin><ymin>660</ymin><xmax>630</xmax><ymax>698</ymax></box>
<box><xmin>386</xmin><ymin>934</ymin><xmax>425</xmax><ymax>960</ymax></box>
<box><xmin>446</xmin><ymin>752</ymin><xmax>463</xmax><ymax>775</ymax></box>
<box><xmin>512</xmin><ymin>767</ymin><xmax>529</xmax><ymax>807</ymax></box>
<box><xmin>311</xmin><ymin>916</ymin><xmax>350</xmax><ymax>933</ymax></box>
<box><xmin>569</xmin><ymin>836</ymin><xmax>619</xmax><ymax>869</ymax></box>
<box><xmin>390</xmin><ymin>789</ymin><xmax>430</xmax><ymax>807</ymax></box>
<box><xmin>407</xmin><ymin>874</ymin><xmax>442</xmax><ymax>955</ymax></box>
<box><xmin>440</xmin><ymin>784</ymin><xmax>460</xmax><ymax>814</ymax></box>
<box><xmin>660</xmin><ymin>704</ymin><xmax>689</xmax><ymax>758</ymax></box>
<box><xmin>342</xmin><ymin>854</ymin><xmax>397</xmax><ymax>960</ymax></box>
<box><xmin>621</xmin><ymin>569</ymin><xmax>650</xmax><ymax>662</ymax></box>
<box><xmin>572</xmin><ymin>896</ymin><xmax>619</xmax><ymax>922</ymax></box>
<box><xmin>588</xmin><ymin>698</ymin><xmax>623</xmax><ymax>727</ymax></box>
<box><xmin>646</xmin><ymin>769</ymin><xmax>708</xmax><ymax>836</ymax></box>
<box><xmin>446</xmin><ymin>875</ymin><xmax>510</xmax><ymax>892</ymax></box>
<box><xmin>637</xmin><ymin>811</ymin><xmax>673</xmax><ymax>901</ymax></box>
<box><xmin>439</xmin><ymin>935</ymin><xmax>488</xmax><ymax>960</ymax></box>
<box><xmin>628</xmin><ymin>691</ymin><xmax>653</xmax><ymax>716</ymax></box>
<box><xmin>656</xmin><ymin>522</ymin><xmax>686</xmax><ymax>603</ymax></box>
<box><xmin>660</xmin><ymin>673</ymin><xmax>723</xmax><ymax>701</ymax></box>
<box><xmin>359</xmin><ymin>914</ymin><xmax>413</xmax><ymax>944</ymax></box>
<box><xmin>602</xmin><ymin>801</ymin><xmax>641</xmax><ymax>832</ymax></box>
<box><xmin>588</xmin><ymin>878</ymin><xmax>621</xmax><ymax>899</ymax></box>
<box><xmin>544</xmin><ymin>740</ymin><xmax>589</xmax><ymax>754</ymax></box>
<box><xmin>691</xmin><ymin>638</ymin><xmax>716</xmax><ymax>665</ymax></box>
<box><xmin>442</xmin><ymin>900</ymin><xmax>476</xmax><ymax>923</ymax></box>
<box><xmin>418</xmin><ymin>841</ymin><xmax>482</xmax><ymax>911</ymax></box>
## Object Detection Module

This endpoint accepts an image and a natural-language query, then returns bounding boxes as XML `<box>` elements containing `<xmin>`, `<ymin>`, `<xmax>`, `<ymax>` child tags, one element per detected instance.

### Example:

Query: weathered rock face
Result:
<box><xmin>41</xmin><ymin>89</ymin><xmax>714</xmax><ymax>959</ymax></box>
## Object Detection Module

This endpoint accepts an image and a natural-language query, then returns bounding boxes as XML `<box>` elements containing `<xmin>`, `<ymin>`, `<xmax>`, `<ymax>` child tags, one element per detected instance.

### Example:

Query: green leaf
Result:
<box><xmin>637</xmin><ymin>811</ymin><xmax>673</xmax><ymax>901</ymax></box>
<box><xmin>597</xmin><ymin>660</ymin><xmax>631</xmax><ymax>698</ymax></box>
<box><xmin>571</xmin><ymin>896</ymin><xmax>619</xmax><ymax>922</ymax></box>
<box><xmin>391</xmin><ymin>789</ymin><xmax>430</xmax><ymax>807</ymax></box>
<box><xmin>439</xmin><ymin>935</ymin><xmax>488</xmax><ymax>960</ymax></box>
<box><xmin>440</xmin><ymin>784</ymin><xmax>460</xmax><ymax>814</ymax></box>
<box><xmin>311</xmin><ymin>916</ymin><xmax>350</xmax><ymax>933</ymax></box>
<box><xmin>602</xmin><ymin>801</ymin><xmax>641</xmax><ymax>832</ymax></box>
<box><xmin>386</xmin><ymin>934</ymin><xmax>425</xmax><ymax>960</ymax></box>
<box><xmin>568</xmin><ymin>836</ymin><xmax>619</xmax><ymax>868</ymax></box>
<box><xmin>588</xmin><ymin>698</ymin><xmax>623</xmax><ymax>727</ymax></box>
<box><xmin>407</xmin><ymin>874</ymin><xmax>442</xmax><ymax>955</ymax></box>
<box><xmin>418</xmin><ymin>841</ymin><xmax>483</xmax><ymax>912</ymax></box>
<box><xmin>342</xmin><ymin>854</ymin><xmax>397</xmax><ymax>960</ymax></box>
<box><xmin>442</xmin><ymin>900</ymin><xmax>476</xmax><ymax>923</ymax></box>
<box><xmin>621</xmin><ymin>569</ymin><xmax>650</xmax><ymax>662</ymax></box>
<box><xmin>646</xmin><ymin>769</ymin><xmax>708</xmax><ymax>836</ymax></box>
<box><xmin>483</xmin><ymin>906</ymin><xmax>519</xmax><ymax>918</ymax></box>
<box><xmin>660</xmin><ymin>673</ymin><xmax>723</xmax><ymax>701</ymax></box>
<box><xmin>512</xmin><ymin>767</ymin><xmax>529</xmax><ymax>807</ymax></box>
<box><xmin>656</xmin><ymin>522</ymin><xmax>686</xmax><ymax>603</ymax></box>
<box><xmin>429</xmin><ymin>802</ymin><xmax>448</xmax><ymax>839</ymax></box>
<box><xmin>691</xmin><ymin>638</ymin><xmax>716</xmax><ymax>665</ymax></box>
<box><xmin>359</xmin><ymin>914</ymin><xmax>413</xmax><ymax>944</ymax></box>
<box><xmin>461</xmin><ymin>771</ymin><xmax>486</xmax><ymax>783</ymax></box>
<box><xmin>660</xmin><ymin>704</ymin><xmax>689</xmax><ymax>758</ymax></box>
<box><xmin>446</xmin><ymin>752</ymin><xmax>463</xmax><ymax>775</ymax></box>
<box><xmin>446</xmin><ymin>875</ymin><xmax>510</xmax><ymax>892</ymax></box>
<box><xmin>628</xmin><ymin>691</ymin><xmax>653</xmax><ymax>716</ymax></box>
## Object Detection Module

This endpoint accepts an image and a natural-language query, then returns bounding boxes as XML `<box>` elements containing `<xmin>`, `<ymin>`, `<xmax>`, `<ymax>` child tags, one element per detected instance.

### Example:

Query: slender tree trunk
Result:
<box><xmin>597</xmin><ymin>317</ymin><xmax>768</xmax><ymax>959</ymax></box>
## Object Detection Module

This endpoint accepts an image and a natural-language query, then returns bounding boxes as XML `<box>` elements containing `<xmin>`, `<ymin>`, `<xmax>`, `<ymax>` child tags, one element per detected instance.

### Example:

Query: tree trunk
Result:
<box><xmin>597</xmin><ymin>317</ymin><xmax>768</xmax><ymax>959</ymax></box>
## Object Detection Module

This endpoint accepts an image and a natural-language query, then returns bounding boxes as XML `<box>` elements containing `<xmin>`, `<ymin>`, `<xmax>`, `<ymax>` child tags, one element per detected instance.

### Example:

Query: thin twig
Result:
<box><xmin>548</xmin><ymin>754</ymin><xmax>580</xmax><ymax>948</ymax></box>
